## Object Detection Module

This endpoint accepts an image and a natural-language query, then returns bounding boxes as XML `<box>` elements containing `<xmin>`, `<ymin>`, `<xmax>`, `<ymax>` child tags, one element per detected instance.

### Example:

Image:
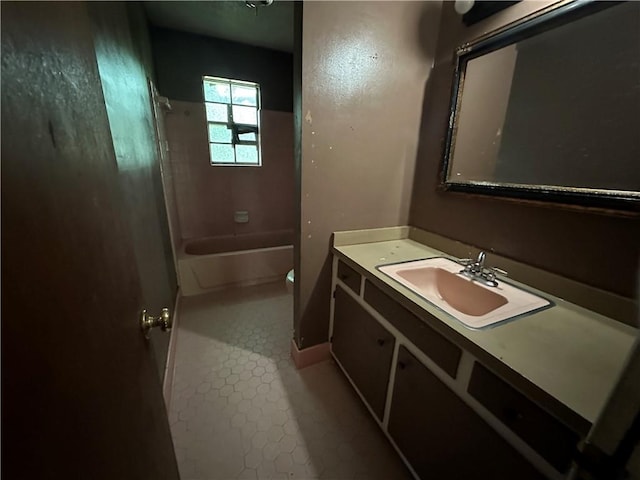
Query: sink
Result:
<box><xmin>377</xmin><ymin>257</ymin><xmax>551</xmax><ymax>329</ymax></box>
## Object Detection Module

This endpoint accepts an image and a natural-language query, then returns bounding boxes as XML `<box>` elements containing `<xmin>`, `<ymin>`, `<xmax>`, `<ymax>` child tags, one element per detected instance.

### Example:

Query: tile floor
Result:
<box><xmin>168</xmin><ymin>281</ymin><xmax>411</xmax><ymax>480</ymax></box>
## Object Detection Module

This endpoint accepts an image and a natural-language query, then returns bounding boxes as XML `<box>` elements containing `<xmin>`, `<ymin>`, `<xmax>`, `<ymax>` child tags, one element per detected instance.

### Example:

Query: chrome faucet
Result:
<box><xmin>459</xmin><ymin>251</ymin><xmax>507</xmax><ymax>287</ymax></box>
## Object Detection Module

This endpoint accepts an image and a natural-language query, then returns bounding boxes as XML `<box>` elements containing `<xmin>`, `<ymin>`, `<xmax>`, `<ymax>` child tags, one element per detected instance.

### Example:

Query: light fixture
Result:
<box><xmin>454</xmin><ymin>0</ymin><xmax>475</xmax><ymax>15</ymax></box>
<box><xmin>245</xmin><ymin>0</ymin><xmax>273</xmax><ymax>8</ymax></box>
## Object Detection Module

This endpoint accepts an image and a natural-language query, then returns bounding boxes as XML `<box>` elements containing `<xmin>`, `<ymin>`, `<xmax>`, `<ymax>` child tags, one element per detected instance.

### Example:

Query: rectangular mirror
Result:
<box><xmin>443</xmin><ymin>0</ymin><xmax>640</xmax><ymax>211</ymax></box>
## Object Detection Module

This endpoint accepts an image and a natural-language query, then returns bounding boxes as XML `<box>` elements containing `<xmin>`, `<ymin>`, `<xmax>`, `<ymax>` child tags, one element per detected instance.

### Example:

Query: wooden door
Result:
<box><xmin>1</xmin><ymin>3</ymin><xmax>179</xmax><ymax>479</ymax></box>
<box><xmin>88</xmin><ymin>1</ymin><xmax>178</xmax><ymax>381</ymax></box>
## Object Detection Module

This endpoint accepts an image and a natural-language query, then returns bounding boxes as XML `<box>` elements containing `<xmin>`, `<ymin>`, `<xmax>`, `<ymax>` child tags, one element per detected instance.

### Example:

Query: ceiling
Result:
<box><xmin>143</xmin><ymin>1</ymin><xmax>295</xmax><ymax>53</ymax></box>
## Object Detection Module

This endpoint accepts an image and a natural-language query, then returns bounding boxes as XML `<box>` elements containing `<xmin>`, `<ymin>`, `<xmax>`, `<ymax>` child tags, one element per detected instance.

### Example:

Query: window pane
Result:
<box><xmin>232</xmin><ymin>84</ymin><xmax>257</xmax><ymax>106</ymax></box>
<box><xmin>204</xmin><ymin>80</ymin><xmax>230</xmax><ymax>103</ymax></box>
<box><xmin>210</xmin><ymin>143</ymin><xmax>235</xmax><ymax>164</ymax></box>
<box><xmin>206</xmin><ymin>103</ymin><xmax>228</xmax><ymax>122</ymax></box>
<box><xmin>236</xmin><ymin>145</ymin><xmax>259</xmax><ymax>164</ymax></box>
<box><xmin>238</xmin><ymin>132</ymin><xmax>257</xmax><ymax>142</ymax></box>
<box><xmin>232</xmin><ymin>105</ymin><xmax>257</xmax><ymax>125</ymax></box>
<box><xmin>208</xmin><ymin>124</ymin><xmax>231</xmax><ymax>143</ymax></box>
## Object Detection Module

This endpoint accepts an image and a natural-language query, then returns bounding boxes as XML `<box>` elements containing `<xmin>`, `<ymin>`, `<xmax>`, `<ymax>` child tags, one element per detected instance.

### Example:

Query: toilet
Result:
<box><xmin>285</xmin><ymin>269</ymin><xmax>294</xmax><ymax>294</ymax></box>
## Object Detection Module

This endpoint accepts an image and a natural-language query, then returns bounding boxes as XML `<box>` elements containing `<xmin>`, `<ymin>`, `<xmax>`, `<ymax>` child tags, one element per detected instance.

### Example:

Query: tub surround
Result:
<box><xmin>330</xmin><ymin>226</ymin><xmax>637</xmax><ymax>478</ymax></box>
<box><xmin>165</xmin><ymin>101</ymin><xmax>295</xmax><ymax>243</ymax></box>
<box><xmin>331</xmin><ymin>226</ymin><xmax>636</xmax><ymax>427</ymax></box>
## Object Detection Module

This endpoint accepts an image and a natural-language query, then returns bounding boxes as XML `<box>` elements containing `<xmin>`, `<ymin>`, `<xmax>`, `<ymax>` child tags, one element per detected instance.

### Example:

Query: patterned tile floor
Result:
<box><xmin>169</xmin><ymin>281</ymin><xmax>411</xmax><ymax>480</ymax></box>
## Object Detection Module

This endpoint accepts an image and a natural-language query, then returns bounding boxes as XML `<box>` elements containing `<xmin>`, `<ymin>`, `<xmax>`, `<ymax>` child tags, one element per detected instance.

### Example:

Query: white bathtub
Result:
<box><xmin>177</xmin><ymin>231</ymin><xmax>293</xmax><ymax>296</ymax></box>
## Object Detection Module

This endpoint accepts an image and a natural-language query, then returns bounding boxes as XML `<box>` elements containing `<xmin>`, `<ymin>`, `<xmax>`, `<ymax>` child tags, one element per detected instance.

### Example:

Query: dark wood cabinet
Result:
<box><xmin>337</xmin><ymin>259</ymin><xmax>361</xmax><ymax>295</ymax></box>
<box><xmin>332</xmin><ymin>285</ymin><xmax>395</xmax><ymax>421</ymax></box>
<box><xmin>364</xmin><ymin>280</ymin><xmax>461</xmax><ymax>378</ymax></box>
<box><xmin>388</xmin><ymin>346</ymin><xmax>545</xmax><ymax>480</ymax></box>
<box><xmin>468</xmin><ymin>362</ymin><xmax>579</xmax><ymax>473</ymax></box>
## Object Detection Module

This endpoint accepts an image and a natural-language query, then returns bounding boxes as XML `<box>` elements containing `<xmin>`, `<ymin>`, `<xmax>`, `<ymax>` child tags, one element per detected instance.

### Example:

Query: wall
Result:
<box><xmin>296</xmin><ymin>1</ymin><xmax>443</xmax><ymax>348</ymax></box>
<box><xmin>88</xmin><ymin>2</ymin><xmax>177</xmax><ymax>375</ymax></box>
<box><xmin>150</xmin><ymin>27</ymin><xmax>293</xmax><ymax>112</ymax></box>
<box><xmin>410</xmin><ymin>1</ymin><xmax>639</xmax><ymax>301</ymax></box>
<box><xmin>165</xmin><ymin>101</ymin><xmax>294</xmax><ymax>241</ymax></box>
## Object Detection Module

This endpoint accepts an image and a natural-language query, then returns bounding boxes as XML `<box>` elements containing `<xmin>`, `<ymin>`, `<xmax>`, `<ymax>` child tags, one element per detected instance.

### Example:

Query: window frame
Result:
<box><xmin>203</xmin><ymin>75</ymin><xmax>262</xmax><ymax>167</ymax></box>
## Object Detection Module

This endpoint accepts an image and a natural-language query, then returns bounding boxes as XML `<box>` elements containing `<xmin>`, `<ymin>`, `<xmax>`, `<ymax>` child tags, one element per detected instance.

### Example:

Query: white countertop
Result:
<box><xmin>334</xmin><ymin>236</ymin><xmax>637</xmax><ymax>425</ymax></box>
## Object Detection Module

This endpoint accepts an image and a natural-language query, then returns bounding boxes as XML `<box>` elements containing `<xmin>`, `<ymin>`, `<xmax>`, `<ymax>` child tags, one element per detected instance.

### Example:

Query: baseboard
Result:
<box><xmin>162</xmin><ymin>288</ymin><xmax>181</xmax><ymax>412</ymax></box>
<box><xmin>290</xmin><ymin>339</ymin><xmax>331</xmax><ymax>369</ymax></box>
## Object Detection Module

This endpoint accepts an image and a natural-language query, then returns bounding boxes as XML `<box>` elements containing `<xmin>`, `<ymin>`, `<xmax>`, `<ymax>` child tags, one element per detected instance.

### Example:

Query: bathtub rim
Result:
<box><xmin>177</xmin><ymin>242</ymin><xmax>294</xmax><ymax>296</ymax></box>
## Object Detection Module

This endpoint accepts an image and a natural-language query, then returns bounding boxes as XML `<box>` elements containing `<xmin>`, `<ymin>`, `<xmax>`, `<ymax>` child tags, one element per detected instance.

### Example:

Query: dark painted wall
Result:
<box><xmin>89</xmin><ymin>2</ymin><xmax>177</xmax><ymax>376</ymax></box>
<box><xmin>150</xmin><ymin>27</ymin><xmax>293</xmax><ymax>112</ymax></box>
<box><xmin>409</xmin><ymin>2</ymin><xmax>639</xmax><ymax>300</ymax></box>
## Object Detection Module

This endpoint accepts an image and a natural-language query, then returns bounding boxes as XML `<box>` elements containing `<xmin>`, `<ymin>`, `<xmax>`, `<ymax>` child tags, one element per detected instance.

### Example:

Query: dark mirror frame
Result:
<box><xmin>441</xmin><ymin>0</ymin><xmax>639</xmax><ymax>212</ymax></box>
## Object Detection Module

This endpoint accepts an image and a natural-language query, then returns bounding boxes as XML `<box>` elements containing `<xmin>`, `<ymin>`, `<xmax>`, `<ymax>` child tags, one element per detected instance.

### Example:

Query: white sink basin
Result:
<box><xmin>377</xmin><ymin>257</ymin><xmax>551</xmax><ymax>329</ymax></box>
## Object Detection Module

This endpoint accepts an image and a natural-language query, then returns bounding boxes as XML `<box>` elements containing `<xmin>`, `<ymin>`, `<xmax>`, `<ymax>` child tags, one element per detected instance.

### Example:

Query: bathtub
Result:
<box><xmin>178</xmin><ymin>230</ymin><xmax>293</xmax><ymax>296</ymax></box>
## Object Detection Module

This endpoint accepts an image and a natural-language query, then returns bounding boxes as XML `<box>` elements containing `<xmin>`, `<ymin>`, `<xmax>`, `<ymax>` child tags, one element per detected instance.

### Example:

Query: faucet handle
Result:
<box><xmin>490</xmin><ymin>267</ymin><xmax>508</xmax><ymax>277</ymax></box>
<box><xmin>458</xmin><ymin>258</ymin><xmax>473</xmax><ymax>266</ymax></box>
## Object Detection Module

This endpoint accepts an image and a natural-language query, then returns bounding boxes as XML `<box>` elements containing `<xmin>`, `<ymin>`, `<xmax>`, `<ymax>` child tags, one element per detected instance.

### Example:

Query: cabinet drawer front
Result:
<box><xmin>468</xmin><ymin>362</ymin><xmax>579</xmax><ymax>473</ymax></box>
<box><xmin>364</xmin><ymin>280</ymin><xmax>461</xmax><ymax>378</ymax></box>
<box><xmin>389</xmin><ymin>347</ymin><xmax>544</xmax><ymax>480</ymax></box>
<box><xmin>337</xmin><ymin>260</ymin><xmax>361</xmax><ymax>295</ymax></box>
<box><xmin>332</xmin><ymin>285</ymin><xmax>395</xmax><ymax>421</ymax></box>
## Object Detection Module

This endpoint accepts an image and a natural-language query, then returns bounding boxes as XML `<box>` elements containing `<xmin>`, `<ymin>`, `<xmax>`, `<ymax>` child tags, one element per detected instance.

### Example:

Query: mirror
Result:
<box><xmin>443</xmin><ymin>0</ymin><xmax>640</xmax><ymax>210</ymax></box>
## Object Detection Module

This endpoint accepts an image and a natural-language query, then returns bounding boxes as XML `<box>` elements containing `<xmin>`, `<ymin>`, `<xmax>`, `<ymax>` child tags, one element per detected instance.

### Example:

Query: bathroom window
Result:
<box><xmin>203</xmin><ymin>76</ymin><xmax>261</xmax><ymax>166</ymax></box>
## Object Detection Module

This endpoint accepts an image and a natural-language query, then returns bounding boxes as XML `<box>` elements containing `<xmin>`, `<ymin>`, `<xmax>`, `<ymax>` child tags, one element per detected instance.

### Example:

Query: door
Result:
<box><xmin>1</xmin><ymin>3</ymin><xmax>179</xmax><ymax>479</ymax></box>
<box><xmin>88</xmin><ymin>1</ymin><xmax>178</xmax><ymax>381</ymax></box>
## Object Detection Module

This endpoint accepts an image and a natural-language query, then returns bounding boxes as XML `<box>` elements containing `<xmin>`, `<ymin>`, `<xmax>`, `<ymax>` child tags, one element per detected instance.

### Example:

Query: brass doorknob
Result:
<box><xmin>141</xmin><ymin>308</ymin><xmax>171</xmax><ymax>339</ymax></box>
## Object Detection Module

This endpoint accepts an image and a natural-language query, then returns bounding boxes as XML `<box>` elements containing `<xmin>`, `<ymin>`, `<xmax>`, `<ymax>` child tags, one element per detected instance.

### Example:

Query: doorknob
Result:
<box><xmin>141</xmin><ymin>308</ymin><xmax>171</xmax><ymax>339</ymax></box>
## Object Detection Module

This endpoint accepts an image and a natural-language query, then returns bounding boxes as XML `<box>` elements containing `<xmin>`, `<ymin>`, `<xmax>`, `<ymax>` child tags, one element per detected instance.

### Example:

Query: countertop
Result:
<box><xmin>332</xmin><ymin>228</ymin><xmax>637</xmax><ymax>429</ymax></box>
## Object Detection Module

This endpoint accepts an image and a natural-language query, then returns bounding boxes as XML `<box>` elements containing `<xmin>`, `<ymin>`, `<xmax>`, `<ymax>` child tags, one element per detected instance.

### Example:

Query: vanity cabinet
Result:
<box><xmin>388</xmin><ymin>346</ymin><xmax>544</xmax><ymax>480</ymax></box>
<box><xmin>332</xmin><ymin>285</ymin><xmax>395</xmax><ymax>421</ymax></box>
<box><xmin>330</xmin><ymin>255</ymin><xmax>587</xmax><ymax>480</ymax></box>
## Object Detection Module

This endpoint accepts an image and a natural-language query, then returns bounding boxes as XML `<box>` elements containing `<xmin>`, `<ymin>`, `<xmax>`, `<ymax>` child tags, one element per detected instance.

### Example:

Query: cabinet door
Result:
<box><xmin>332</xmin><ymin>285</ymin><xmax>395</xmax><ymax>421</ymax></box>
<box><xmin>389</xmin><ymin>347</ymin><xmax>544</xmax><ymax>480</ymax></box>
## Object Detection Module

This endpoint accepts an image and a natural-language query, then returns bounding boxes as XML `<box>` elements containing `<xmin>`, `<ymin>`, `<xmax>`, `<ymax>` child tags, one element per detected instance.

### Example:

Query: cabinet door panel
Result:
<box><xmin>468</xmin><ymin>362</ymin><xmax>579</xmax><ymax>473</ymax></box>
<box><xmin>389</xmin><ymin>347</ymin><xmax>544</xmax><ymax>480</ymax></box>
<box><xmin>364</xmin><ymin>280</ymin><xmax>461</xmax><ymax>378</ymax></box>
<box><xmin>332</xmin><ymin>285</ymin><xmax>395</xmax><ymax>420</ymax></box>
<box><xmin>337</xmin><ymin>260</ymin><xmax>361</xmax><ymax>295</ymax></box>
